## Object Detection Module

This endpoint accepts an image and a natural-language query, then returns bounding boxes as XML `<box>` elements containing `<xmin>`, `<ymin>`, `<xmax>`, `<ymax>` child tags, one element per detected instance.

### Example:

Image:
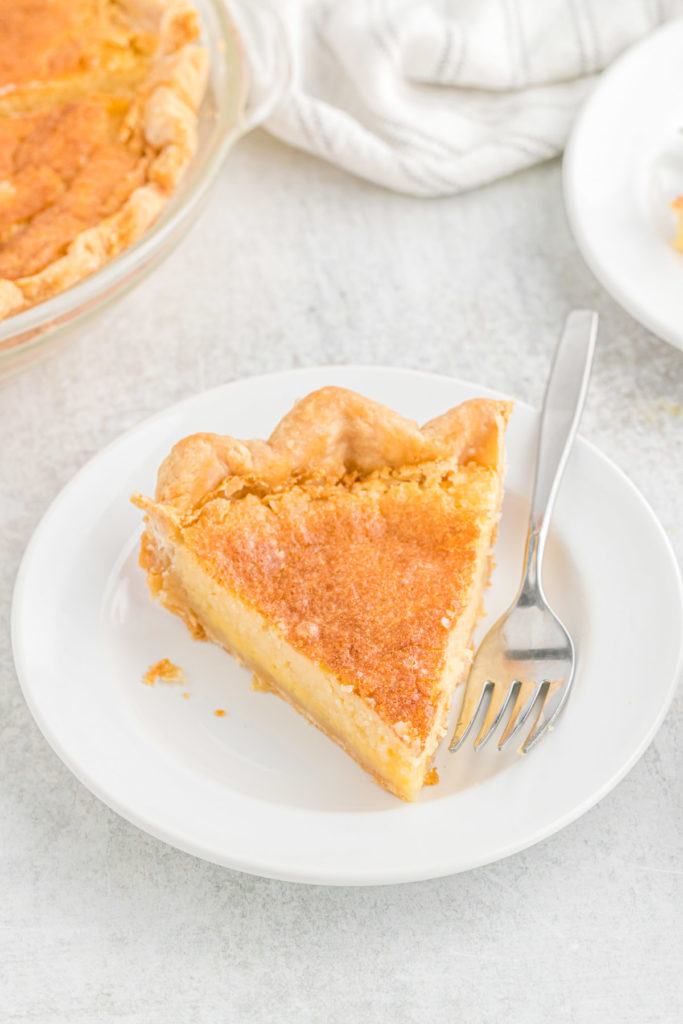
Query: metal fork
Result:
<box><xmin>449</xmin><ymin>309</ymin><xmax>599</xmax><ymax>756</ymax></box>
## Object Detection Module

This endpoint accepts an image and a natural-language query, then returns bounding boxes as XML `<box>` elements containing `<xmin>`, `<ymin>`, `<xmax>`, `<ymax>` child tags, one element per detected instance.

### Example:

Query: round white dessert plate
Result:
<box><xmin>12</xmin><ymin>367</ymin><xmax>683</xmax><ymax>885</ymax></box>
<box><xmin>564</xmin><ymin>19</ymin><xmax>683</xmax><ymax>350</ymax></box>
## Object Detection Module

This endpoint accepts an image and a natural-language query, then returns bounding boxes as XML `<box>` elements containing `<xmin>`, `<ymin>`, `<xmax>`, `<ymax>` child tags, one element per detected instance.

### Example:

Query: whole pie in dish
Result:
<box><xmin>132</xmin><ymin>387</ymin><xmax>512</xmax><ymax>801</ymax></box>
<box><xmin>0</xmin><ymin>0</ymin><xmax>208</xmax><ymax>321</ymax></box>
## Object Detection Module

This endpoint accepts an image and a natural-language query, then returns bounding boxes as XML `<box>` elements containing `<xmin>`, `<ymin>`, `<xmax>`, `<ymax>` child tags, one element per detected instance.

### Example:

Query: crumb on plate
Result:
<box><xmin>142</xmin><ymin>658</ymin><xmax>187</xmax><ymax>687</ymax></box>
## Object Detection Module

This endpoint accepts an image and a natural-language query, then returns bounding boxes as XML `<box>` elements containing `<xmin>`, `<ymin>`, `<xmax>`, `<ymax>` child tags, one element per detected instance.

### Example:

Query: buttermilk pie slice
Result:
<box><xmin>132</xmin><ymin>387</ymin><xmax>512</xmax><ymax>801</ymax></box>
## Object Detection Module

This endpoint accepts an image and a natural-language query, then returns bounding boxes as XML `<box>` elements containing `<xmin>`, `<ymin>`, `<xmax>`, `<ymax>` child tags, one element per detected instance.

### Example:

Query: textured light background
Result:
<box><xmin>1</xmin><ymin>130</ymin><xmax>682</xmax><ymax>1023</ymax></box>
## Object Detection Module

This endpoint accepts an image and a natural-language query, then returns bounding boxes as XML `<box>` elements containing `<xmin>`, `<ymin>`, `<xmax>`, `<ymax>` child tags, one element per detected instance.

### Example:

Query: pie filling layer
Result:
<box><xmin>133</xmin><ymin>387</ymin><xmax>512</xmax><ymax>801</ymax></box>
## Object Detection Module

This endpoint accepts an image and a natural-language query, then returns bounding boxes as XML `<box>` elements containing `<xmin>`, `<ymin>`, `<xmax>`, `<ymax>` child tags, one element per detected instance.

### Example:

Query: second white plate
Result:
<box><xmin>12</xmin><ymin>367</ymin><xmax>683</xmax><ymax>884</ymax></box>
<box><xmin>564</xmin><ymin>19</ymin><xmax>683</xmax><ymax>349</ymax></box>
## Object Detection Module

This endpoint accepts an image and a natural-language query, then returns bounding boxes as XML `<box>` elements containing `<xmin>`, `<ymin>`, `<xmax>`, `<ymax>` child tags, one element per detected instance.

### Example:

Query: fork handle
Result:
<box><xmin>522</xmin><ymin>310</ymin><xmax>599</xmax><ymax>594</ymax></box>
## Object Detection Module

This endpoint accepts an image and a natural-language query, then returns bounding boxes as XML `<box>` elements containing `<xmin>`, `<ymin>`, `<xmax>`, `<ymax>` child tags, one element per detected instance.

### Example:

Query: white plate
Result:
<box><xmin>12</xmin><ymin>367</ymin><xmax>683</xmax><ymax>885</ymax></box>
<box><xmin>564</xmin><ymin>19</ymin><xmax>683</xmax><ymax>350</ymax></box>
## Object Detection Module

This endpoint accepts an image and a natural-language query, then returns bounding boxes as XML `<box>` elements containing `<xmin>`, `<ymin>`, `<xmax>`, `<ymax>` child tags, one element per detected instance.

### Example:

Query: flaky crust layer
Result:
<box><xmin>0</xmin><ymin>0</ymin><xmax>208</xmax><ymax>321</ymax></box>
<box><xmin>150</xmin><ymin>386</ymin><xmax>512</xmax><ymax>513</ymax></box>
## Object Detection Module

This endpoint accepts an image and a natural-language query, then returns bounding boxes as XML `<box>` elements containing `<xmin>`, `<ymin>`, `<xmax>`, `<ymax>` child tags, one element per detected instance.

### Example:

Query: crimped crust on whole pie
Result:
<box><xmin>0</xmin><ymin>0</ymin><xmax>209</xmax><ymax>321</ymax></box>
<box><xmin>132</xmin><ymin>387</ymin><xmax>512</xmax><ymax>801</ymax></box>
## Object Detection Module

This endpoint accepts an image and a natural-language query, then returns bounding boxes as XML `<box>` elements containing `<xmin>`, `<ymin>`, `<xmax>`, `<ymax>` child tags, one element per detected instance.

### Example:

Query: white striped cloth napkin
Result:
<box><xmin>230</xmin><ymin>0</ymin><xmax>683</xmax><ymax>197</ymax></box>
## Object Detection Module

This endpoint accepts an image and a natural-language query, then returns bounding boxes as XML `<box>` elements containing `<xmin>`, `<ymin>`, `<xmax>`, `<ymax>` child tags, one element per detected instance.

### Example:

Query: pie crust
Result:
<box><xmin>0</xmin><ymin>0</ymin><xmax>208</xmax><ymax>320</ymax></box>
<box><xmin>132</xmin><ymin>387</ymin><xmax>512</xmax><ymax>800</ymax></box>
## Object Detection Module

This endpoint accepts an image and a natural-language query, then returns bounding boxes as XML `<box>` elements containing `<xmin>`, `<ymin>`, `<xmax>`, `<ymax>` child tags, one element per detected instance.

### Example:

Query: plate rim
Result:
<box><xmin>11</xmin><ymin>365</ymin><xmax>683</xmax><ymax>885</ymax></box>
<box><xmin>563</xmin><ymin>18</ymin><xmax>683</xmax><ymax>351</ymax></box>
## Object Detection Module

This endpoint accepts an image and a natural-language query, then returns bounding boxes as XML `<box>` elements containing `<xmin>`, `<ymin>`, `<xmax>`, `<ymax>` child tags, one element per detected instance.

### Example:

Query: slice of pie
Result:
<box><xmin>0</xmin><ymin>0</ymin><xmax>208</xmax><ymax>321</ymax></box>
<box><xmin>132</xmin><ymin>387</ymin><xmax>512</xmax><ymax>801</ymax></box>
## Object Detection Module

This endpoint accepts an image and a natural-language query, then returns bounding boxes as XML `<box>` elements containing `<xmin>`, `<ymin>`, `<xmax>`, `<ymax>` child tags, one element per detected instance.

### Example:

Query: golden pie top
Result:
<box><xmin>134</xmin><ymin>388</ymin><xmax>512</xmax><ymax>742</ymax></box>
<box><xmin>0</xmin><ymin>0</ymin><xmax>208</xmax><ymax>321</ymax></box>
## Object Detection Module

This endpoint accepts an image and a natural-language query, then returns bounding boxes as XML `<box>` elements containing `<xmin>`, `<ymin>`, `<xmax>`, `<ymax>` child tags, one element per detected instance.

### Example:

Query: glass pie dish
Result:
<box><xmin>0</xmin><ymin>0</ymin><xmax>280</xmax><ymax>381</ymax></box>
